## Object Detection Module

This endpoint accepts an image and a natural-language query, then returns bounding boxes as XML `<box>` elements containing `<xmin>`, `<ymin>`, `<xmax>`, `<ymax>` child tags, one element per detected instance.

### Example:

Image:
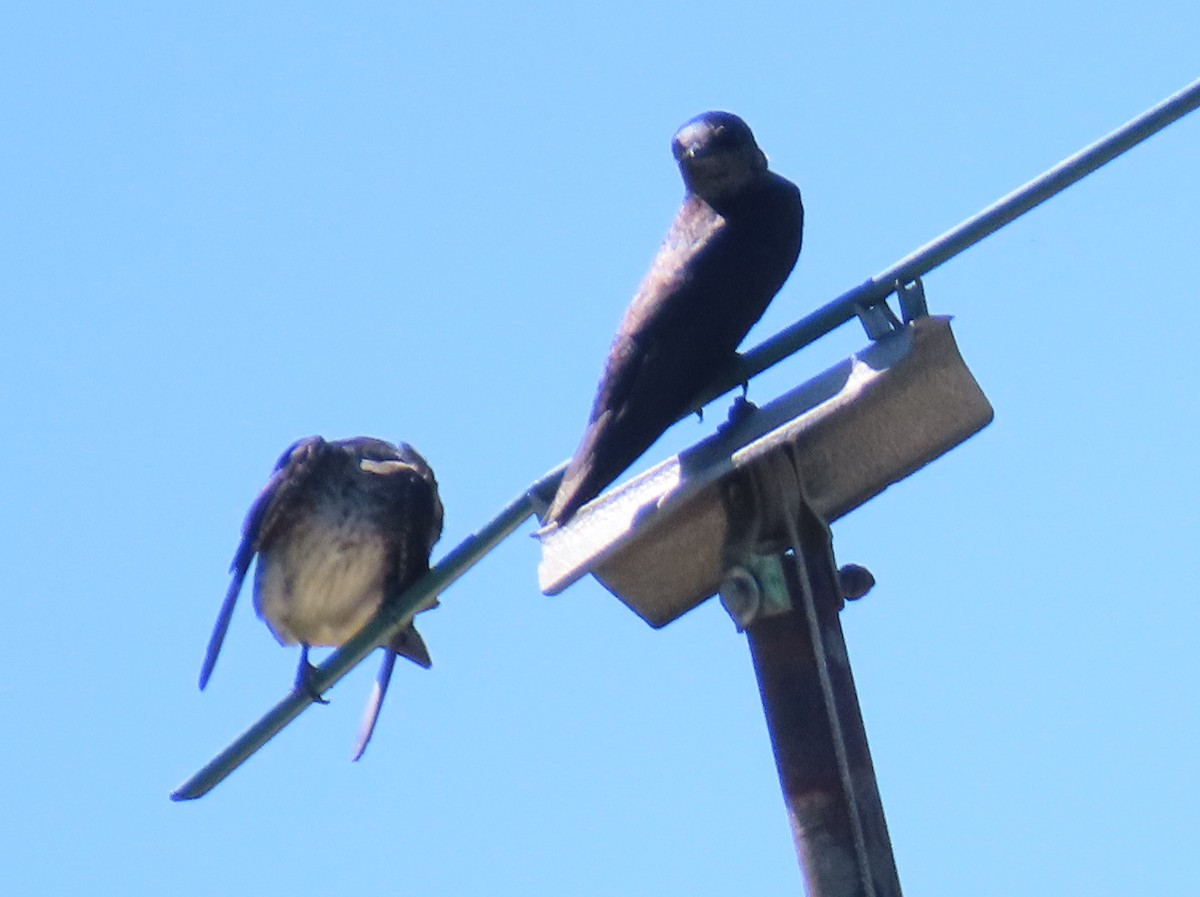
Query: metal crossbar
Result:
<box><xmin>171</xmin><ymin>75</ymin><xmax>1200</xmax><ymax>802</ymax></box>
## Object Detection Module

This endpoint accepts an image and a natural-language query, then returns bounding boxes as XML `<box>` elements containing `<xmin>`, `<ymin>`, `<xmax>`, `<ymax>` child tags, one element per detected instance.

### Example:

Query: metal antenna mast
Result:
<box><xmin>174</xmin><ymin>78</ymin><xmax>1200</xmax><ymax>873</ymax></box>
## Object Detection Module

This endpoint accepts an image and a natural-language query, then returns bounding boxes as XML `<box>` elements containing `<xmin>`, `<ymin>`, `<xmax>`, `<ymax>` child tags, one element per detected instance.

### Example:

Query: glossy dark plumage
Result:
<box><xmin>544</xmin><ymin>111</ymin><xmax>803</xmax><ymax>526</ymax></box>
<box><xmin>199</xmin><ymin>436</ymin><xmax>443</xmax><ymax>759</ymax></box>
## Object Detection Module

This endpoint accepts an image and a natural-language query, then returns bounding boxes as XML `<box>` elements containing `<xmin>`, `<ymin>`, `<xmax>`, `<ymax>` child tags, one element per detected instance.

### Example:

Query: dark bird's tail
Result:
<box><xmin>351</xmin><ymin>624</ymin><xmax>432</xmax><ymax>762</ymax></box>
<box><xmin>543</xmin><ymin>455</ymin><xmax>596</xmax><ymax>527</ymax></box>
<box><xmin>543</xmin><ymin>410</ymin><xmax>636</xmax><ymax>527</ymax></box>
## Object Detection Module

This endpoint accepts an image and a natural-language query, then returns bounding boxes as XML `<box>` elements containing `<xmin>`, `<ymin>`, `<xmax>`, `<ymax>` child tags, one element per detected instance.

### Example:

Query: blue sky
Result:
<box><xmin>2</xmin><ymin>4</ymin><xmax>1197</xmax><ymax>895</ymax></box>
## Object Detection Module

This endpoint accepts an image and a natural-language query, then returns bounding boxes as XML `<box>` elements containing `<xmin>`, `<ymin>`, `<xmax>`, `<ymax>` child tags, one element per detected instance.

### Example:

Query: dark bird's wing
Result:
<box><xmin>546</xmin><ymin>178</ymin><xmax>802</xmax><ymax>525</ymax></box>
<box><xmin>545</xmin><ymin>198</ymin><xmax>723</xmax><ymax>524</ymax></box>
<box><xmin>198</xmin><ymin>436</ymin><xmax>328</xmax><ymax>689</ymax></box>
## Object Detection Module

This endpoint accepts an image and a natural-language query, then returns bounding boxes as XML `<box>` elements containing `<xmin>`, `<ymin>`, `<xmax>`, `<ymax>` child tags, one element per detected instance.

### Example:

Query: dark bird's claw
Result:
<box><xmin>294</xmin><ymin>646</ymin><xmax>330</xmax><ymax>704</ymax></box>
<box><xmin>295</xmin><ymin>667</ymin><xmax>330</xmax><ymax>704</ymax></box>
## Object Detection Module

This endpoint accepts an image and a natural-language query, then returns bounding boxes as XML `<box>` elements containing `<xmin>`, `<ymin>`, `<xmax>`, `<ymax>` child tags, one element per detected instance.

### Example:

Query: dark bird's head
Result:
<box><xmin>671</xmin><ymin>111</ymin><xmax>769</xmax><ymax>206</ymax></box>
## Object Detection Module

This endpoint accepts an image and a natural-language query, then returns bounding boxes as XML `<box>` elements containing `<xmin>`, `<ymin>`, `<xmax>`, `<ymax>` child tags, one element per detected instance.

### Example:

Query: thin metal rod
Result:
<box><xmin>172</xmin><ymin>78</ymin><xmax>1198</xmax><ymax>801</ymax></box>
<box><xmin>699</xmin><ymin>75</ymin><xmax>1200</xmax><ymax>404</ymax></box>
<box><xmin>170</xmin><ymin>466</ymin><xmax>565</xmax><ymax>801</ymax></box>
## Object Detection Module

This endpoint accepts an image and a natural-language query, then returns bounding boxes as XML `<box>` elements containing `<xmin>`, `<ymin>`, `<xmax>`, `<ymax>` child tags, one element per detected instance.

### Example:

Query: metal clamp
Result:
<box><xmin>895</xmin><ymin>277</ymin><xmax>929</xmax><ymax>323</ymax></box>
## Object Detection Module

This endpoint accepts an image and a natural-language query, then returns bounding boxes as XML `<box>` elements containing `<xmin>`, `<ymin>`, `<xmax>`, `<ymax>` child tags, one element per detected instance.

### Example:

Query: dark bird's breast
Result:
<box><xmin>545</xmin><ymin>172</ymin><xmax>803</xmax><ymax>526</ymax></box>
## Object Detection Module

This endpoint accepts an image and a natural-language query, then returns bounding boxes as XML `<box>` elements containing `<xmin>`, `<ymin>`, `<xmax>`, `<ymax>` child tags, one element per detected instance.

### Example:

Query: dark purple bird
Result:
<box><xmin>199</xmin><ymin>436</ymin><xmax>443</xmax><ymax>760</ymax></box>
<box><xmin>544</xmin><ymin>111</ymin><xmax>804</xmax><ymax>526</ymax></box>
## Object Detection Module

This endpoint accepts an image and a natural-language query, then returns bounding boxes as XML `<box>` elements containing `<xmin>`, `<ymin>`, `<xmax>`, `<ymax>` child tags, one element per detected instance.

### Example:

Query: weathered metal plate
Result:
<box><xmin>537</xmin><ymin>316</ymin><xmax>993</xmax><ymax>627</ymax></box>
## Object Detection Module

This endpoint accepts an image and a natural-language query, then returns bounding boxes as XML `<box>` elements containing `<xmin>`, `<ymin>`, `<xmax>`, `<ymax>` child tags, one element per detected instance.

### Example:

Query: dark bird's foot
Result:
<box><xmin>294</xmin><ymin>645</ymin><xmax>330</xmax><ymax>704</ymax></box>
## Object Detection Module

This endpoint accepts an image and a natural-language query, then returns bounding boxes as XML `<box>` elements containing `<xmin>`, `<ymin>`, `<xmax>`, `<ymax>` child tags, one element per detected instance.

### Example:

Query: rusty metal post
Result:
<box><xmin>732</xmin><ymin>500</ymin><xmax>902</xmax><ymax>896</ymax></box>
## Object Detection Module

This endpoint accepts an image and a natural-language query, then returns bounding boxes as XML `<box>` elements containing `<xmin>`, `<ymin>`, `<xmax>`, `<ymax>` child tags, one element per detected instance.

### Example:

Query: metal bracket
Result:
<box><xmin>538</xmin><ymin>316</ymin><xmax>992</xmax><ymax>628</ymax></box>
<box><xmin>853</xmin><ymin>301</ymin><xmax>902</xmax><ymax>340</ymax></box>
<box><xmin>895</xmin><ymin>277</ymin><xmax>929</xmax><ymax>323</ymax></box>
<box><xmin>853</xmin><ymin>277</ymin><xmax>929</xmax><ymax>340</ymax></box>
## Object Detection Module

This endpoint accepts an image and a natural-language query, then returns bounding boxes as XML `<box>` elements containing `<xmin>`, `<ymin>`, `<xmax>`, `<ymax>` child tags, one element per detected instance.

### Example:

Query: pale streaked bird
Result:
<box><xmin>199</xmin><ymin>436</ymin><xmax>443</xmax><ymax>760</ymax></box>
